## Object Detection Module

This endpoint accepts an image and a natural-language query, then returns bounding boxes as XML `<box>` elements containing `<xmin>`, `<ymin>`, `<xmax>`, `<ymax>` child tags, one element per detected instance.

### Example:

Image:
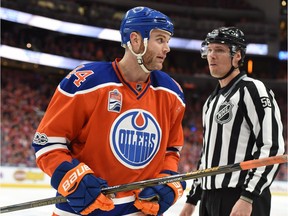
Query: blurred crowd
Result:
<box><xmin>2</xmin><ymin>20</ymin><xmax>287</xmax><ymax>80</ymax></box>
<box><xmin>2</xmin><ymin>0</ymin><xmax>277</xmax><ymax>44</ymax></box>
<box><xmin>2</xmin><ymin>0</ymin><xmax>287</xmax><ymax>80</ymax></box>
<box><xmin>1</xmin><ymin>69</ymin><xmax>59</xmax><ymax>167</ymax></box>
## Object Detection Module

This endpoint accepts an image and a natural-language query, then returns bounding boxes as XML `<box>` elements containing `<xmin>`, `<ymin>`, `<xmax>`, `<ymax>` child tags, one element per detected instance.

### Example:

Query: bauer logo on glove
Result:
<box><xmin>59</xmin><ymin>163</ymin><xmax>93</xmax><ymax>196</ymax></box>
<box><xmin>51</xmin><ymin>159</ymin><xmax>114</xmax><ymax>215</ymax></box>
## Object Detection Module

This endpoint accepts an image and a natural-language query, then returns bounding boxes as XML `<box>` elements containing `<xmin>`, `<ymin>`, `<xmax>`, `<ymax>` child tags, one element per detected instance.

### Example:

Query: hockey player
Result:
<box><xmin>32</xmin><ymin>6</ymin><xmax>186</xmax><ymax>216</ymax></box>
<box><xmin>179</xmin><ymin>27</ymin><xmax>285</xmax><ymax>216</ymax></box>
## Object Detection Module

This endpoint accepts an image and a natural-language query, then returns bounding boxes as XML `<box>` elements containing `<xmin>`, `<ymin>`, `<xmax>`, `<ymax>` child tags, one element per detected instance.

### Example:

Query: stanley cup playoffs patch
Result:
<box><xmin>108</xmin><ymin>89</ymin><xmax>122</xmax><ymax>113</ymax></box>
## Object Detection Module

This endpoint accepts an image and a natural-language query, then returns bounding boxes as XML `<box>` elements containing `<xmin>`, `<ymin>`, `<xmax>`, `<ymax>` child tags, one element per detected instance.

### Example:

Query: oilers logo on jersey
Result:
<box><xmin>110</xmin><ymin>109</ymin><xmax>162</xmax><ymax>169</ymax></box>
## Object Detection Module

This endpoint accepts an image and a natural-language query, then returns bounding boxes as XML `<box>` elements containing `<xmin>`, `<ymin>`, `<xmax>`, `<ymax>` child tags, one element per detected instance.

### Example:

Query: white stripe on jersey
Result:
<box><xmin>35</xmin><ymin>144</ymin><xmax>68</xmax><ymax>159</ymax></box>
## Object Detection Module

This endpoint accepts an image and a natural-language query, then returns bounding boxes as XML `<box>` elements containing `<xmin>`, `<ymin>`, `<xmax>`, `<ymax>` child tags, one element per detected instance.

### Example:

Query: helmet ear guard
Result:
<box><xmin>200</xmin><ymin>27</ymin><xmax>247</xmax><ymax>66</ymax></box>
<box><xmin>120</xmin><ymin>6</ymin><xmax>174</xmax><ymax>48</ymax></box>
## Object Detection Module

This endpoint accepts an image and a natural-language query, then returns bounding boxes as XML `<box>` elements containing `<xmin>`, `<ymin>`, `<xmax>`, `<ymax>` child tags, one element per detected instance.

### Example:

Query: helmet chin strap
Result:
<box><xmin>217</xmin><ymin>66</ymin><xmax>237</xmax><ymax>80</ymax></box>
<box><xmin>127</xmin><ymin>38</ymin><xmax>151</xmax><ymax>74</ymax></box>
<box><xmin>217</xmin><ymin>58</ymin><xmax>238</xmax><ymax>80</ymax></box>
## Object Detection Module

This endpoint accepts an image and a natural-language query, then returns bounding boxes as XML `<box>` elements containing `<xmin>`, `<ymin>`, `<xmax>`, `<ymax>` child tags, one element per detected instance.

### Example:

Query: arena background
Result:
<box><xmin>0</xmin><ymin>0</ymin><xmax>287</xmax><ymax>215</ymax></box>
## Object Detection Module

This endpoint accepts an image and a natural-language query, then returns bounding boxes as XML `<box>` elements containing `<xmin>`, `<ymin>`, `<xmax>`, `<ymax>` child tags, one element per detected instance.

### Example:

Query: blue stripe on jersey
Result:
<box><xmin>55</xmin><ymin>192</ymin><xmax>140</xmax><ymax>216</ymax></box>
<box><xmin>150</xmin><ymin>70</ymin><xmax>185</xmax><ymax>104</ymax></box>
<box><xmin>60</xmin><ymin>62</ymin><xmax>120</xmax><ymax>94</ymax></box>
<box><xmin>59</xmin><ymin>61</ymin><xmax>185</xmax><ymax>105</ymax></box>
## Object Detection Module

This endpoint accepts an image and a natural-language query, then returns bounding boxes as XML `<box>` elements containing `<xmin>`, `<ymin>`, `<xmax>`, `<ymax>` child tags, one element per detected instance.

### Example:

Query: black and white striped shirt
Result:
<box><xmin>187</xmin><ymin>72</ymin><xmax>285</xmax><ymax>204</ymax></box>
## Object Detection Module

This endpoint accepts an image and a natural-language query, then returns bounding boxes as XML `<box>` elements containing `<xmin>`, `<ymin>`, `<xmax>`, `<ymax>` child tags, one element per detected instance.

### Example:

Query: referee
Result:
<box><xmin>179</xmin><ymin>27</ymin><xmax>285</xmax><ymax>216</ymax></box>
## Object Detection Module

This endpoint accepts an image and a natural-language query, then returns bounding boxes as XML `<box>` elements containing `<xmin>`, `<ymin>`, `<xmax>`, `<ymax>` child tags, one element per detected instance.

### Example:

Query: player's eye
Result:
<box><xmin>207</xmin><ymin>48</ymin><xmax>228</xmax><ymax>55</ymax></box>
<box><xmin>157</xmin><ymin>38</ymin><xmax>164</xmax><ymax>43</ymax></box>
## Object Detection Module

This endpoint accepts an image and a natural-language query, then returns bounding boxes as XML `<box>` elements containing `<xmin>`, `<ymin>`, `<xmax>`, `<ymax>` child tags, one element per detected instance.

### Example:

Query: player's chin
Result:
<box><xmin>153</xmin><ymin>62</ymin><xmax>163</xmax><ymax>71</ymax></box>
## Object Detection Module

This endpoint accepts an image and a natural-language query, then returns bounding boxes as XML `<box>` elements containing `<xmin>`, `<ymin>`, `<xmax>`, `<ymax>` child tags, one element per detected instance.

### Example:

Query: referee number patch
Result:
<box><xmin>261</xmin><ymin>97</ymin><xmax>272</xmax><ymax>108</ymax></box>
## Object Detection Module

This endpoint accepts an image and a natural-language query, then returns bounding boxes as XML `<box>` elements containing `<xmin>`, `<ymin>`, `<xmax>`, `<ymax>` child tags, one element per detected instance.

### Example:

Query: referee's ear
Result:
<box><xmin>233</xmin><ymin>50</ymin><xmax>242</xmax><ymax>68</ymax></box>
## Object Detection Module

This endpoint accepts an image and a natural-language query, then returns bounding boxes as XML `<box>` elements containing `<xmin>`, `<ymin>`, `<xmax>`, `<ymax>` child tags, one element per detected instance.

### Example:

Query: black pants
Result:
<box><xmin>199</xmin><ymin>187</ymin><xmax>271</xmax><ymax>216</ymax></box>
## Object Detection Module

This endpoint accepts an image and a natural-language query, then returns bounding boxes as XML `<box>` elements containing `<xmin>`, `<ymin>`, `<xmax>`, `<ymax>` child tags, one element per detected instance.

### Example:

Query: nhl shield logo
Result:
<box><xmin>215</xmin><ymin>101</ymin><xmax>234</xmax><ymax>124</ymax></box>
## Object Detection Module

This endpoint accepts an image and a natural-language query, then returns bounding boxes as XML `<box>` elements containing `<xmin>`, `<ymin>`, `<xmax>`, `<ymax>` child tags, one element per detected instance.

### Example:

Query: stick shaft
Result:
<box><xmin>1</xmin><ymin>154</ymin><xmax>287</xmax><ymax>213</ymax></box>
<box><xmin>102</xmin><ymin>154</ymin><xmax>288</xmax><ymax>194</ymax></box>
<box><xmin>0</xmin><ymin>196</ymin><xmax>67</xmax><ymax>214</ymax></box>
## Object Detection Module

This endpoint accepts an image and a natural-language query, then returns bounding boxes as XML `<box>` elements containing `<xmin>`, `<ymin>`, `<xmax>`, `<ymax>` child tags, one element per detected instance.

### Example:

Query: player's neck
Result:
<box><xmin>118</xmin><ymin>57</ymin><xmax>149</xmax><ymax>83</ymax></box>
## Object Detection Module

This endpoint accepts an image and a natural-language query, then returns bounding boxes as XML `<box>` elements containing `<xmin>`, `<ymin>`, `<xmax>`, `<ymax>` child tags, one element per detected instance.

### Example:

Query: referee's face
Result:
<box><xmin>207</xmin><ymin>43</ymin><xmax>232</xmax><ymax>79</ymax></box>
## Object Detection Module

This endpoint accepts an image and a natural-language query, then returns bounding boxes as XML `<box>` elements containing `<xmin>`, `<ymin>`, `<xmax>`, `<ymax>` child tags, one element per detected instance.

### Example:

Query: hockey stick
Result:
<box><xmin>1</xmin><ymin>154</ymin><xmax>287</xmax><ymax>213</ymax></box>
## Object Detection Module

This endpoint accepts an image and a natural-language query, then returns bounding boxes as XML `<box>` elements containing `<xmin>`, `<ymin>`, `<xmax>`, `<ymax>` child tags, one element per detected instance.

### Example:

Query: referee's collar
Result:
<box><xmin>214</xmin><ymin>71</ymin><xmax>247</xmax><ymax>96</ymax></box>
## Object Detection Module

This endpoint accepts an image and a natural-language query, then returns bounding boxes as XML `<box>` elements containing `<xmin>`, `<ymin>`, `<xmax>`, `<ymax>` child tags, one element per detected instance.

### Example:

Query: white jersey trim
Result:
<box><xmin>123</xmin><ymin>212</ymin><xmax>145</xmax><ymax>216</ymax></box>
<box><xmin>54</xmin><ymin>207</ymin><xmax>78</xmax><ymax>215</ymax></box>
<box><xmin>58</xmin><ymin>82</ymin><xmax>123</xmax><ymax>97</ymax></box>
<box><xmin>35</xmin><ymin>144</ymin><xmax>68</xmax><ymax>158</ymax></box>
<box><xmin>150</xmin><ymin>85</ymin><xmax>186</xmax><ymax>108</ymax></box>
<box><xmin>53</xmin><ymin>195</ymin><xmax>143</xmax><ymax>216</ymax></box>
<box><xmin>112</xmin><ymin>195</ymin><xmax>135</xmax><ymax>205</ymax></box>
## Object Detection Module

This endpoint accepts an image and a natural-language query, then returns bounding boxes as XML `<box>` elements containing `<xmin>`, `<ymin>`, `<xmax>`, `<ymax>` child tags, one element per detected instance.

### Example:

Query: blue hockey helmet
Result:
<box><xmin>120</xmin><ymin>6</ymin><xmax>174</xmax><ymax>47</ymax></box>
<box><xmin>201</xmin><ymin>27</ymin><xmax>247</xmax><ymax>66</ymax></box>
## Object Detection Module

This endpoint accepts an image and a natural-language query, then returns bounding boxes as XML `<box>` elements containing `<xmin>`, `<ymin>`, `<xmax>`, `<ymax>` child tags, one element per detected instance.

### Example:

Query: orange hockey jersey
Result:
<box><xmin>32</xmin><ymin>58</ymin><xmax>185</xmax><ymax>214</ymax></box>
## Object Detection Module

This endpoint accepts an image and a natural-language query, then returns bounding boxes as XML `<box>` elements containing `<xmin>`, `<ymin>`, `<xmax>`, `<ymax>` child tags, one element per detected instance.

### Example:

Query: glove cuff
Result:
<box><xmin>157</xmin><ymin>173</ymin><xmax>185</xmax><ymax>204</ymax></box>
<box><xmin>51</xmin><ymin>160</ymin><xmax>77</xmax><ymax>190</ymax></box>
<box><xmin>51</xmin><ymin>159</ymin><xmax>94</xmax><ymax>197</ymax></box>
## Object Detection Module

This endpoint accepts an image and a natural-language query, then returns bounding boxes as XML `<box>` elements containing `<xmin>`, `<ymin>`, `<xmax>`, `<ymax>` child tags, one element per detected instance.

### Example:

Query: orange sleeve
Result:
<box><xmin>34</xmin><ymin>87</ymin><xmax>93</xmax><ymax>177</ymax></box>
<box><xmin>163</xmin><ymin>152</ymin><xmax>180</xmax><ymax>172</ymax></box>
<box><xmin>37</xmin><ymin>149</ymin><xmax>72</xmax><ymax>177</ymax></box>
<box><xmin>162</xmin><ymin>98</ymin><xmax>185</xmax><ymax>172</ymax></box>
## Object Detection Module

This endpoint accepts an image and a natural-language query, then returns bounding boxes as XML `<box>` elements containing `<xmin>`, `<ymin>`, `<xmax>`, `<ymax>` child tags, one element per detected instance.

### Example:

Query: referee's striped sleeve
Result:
<box><xmin>241</xmin><ymin>79</ymin><xmax>285</xmax><ymax>198</ymax></box>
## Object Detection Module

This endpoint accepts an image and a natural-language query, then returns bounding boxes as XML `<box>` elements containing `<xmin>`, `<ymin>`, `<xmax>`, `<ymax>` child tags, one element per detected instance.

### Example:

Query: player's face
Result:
<box><xmin>206</xmin><ymin>43</ymin><xmax>233</xmax><ymax>78</ymax></box>
<box><xmin>142</xmin><ymin>29</ymin><xmax>171</xmax><ymax>71</ymax></box>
